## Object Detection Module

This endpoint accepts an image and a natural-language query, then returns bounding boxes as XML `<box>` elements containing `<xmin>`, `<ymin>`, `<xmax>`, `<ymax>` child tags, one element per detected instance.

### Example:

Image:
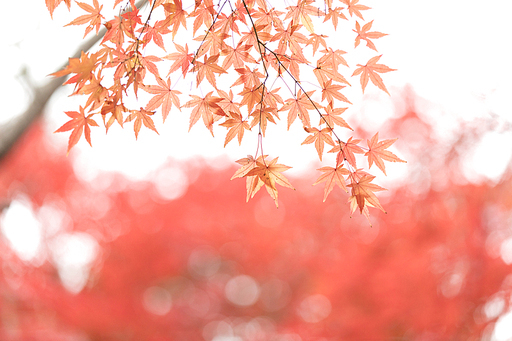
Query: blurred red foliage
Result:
<box><xmin>1</xmin><ymin>90</ymin><xmax>511</xmax><ymax>341</ymax></box>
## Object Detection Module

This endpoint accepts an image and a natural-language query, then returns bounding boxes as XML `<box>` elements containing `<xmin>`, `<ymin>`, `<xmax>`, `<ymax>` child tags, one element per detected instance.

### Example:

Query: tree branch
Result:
<box><xmin>0</xmin><ymin>0</ymin><xmax>149</xmax><ymax>162</ymax></box>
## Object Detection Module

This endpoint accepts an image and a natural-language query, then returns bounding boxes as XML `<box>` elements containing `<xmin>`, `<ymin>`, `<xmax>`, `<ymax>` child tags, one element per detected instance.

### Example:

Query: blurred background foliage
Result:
<box><xmin>1</xmin><ymin>86</ymin><xmax>511</xmax><ymax>341</ymax></box>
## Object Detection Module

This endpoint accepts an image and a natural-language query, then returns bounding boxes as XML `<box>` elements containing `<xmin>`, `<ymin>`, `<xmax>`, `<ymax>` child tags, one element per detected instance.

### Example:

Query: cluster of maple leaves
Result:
<box><xmin>47</xmin><ymin>0</ymin><xmax>405</xmax><ymax>221</ymax></box>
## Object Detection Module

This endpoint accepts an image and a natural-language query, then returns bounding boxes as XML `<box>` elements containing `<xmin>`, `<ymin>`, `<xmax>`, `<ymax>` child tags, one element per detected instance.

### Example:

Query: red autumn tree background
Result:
<box><xmin>1</xmin><ymin>0</ymin><xmax>512</xmax><ymax>340</ymax></box>
<box><xmin>1</xmin><ymin>86</ymin><xmax>511</xmax><ymax>340</ymax></box>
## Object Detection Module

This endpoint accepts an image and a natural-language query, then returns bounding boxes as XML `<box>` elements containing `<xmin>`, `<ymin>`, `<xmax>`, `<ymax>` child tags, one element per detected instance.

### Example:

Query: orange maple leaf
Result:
<box><xmin>162</xmin><ymin>0</ymin><xmax>188</xmax><ymax>39</ymax></box>
<box><xmin>244</xmin><ymin>156</ymin><xmax>295</xmax><ymax>207</ymax></box>
<box><xmin>347</xmin><ymin>174</ymin><xmax>386</xmax><ymax>214</ymax></box>
<box><xmin>313</xmin><ymin>166</ymin><xmax>350</xmax><ymax>201</ymax></box>
<box><xmin>365</xmin><ymin>133</ymin><xmax>406</xmax><ymax>175</ymax></box>
<box><xmin>353</xmin><ymin>20</ymin><xmax>387</xmax><ymax>52</ymax></box>
<box><xmin>231</xmin><ymin>155</ymin><xmax>261</xmax><ymax>202</ymax></box>
<box><xmin>221</xmin><ymin>43</ymin><xmax>256</xmax><ymax>70</ymax></box>
<box><xmin>302</xmin><ymin>127</ymin><xmax>335</xmax><ymax>161</ymax></box>
<box><xmin>239</xmin><ymin>86</ymin><xmax>264</xmax><ymax>115</ymax></box>
<box><xmin>232</xmin><ymin>67</ymin><xmax>264</xmax><ymax>88</ymax></box>
<box><xmin>320</xmin><ymin>103</ymin><xmax>352</xmax><ymax>130</ymax></box>
<box><xmin>220</xmin><ymin>112</ymin><xmax>251</xmax><ymax>146</ymax></box>
<box><xmin>51</xmin><ymin>51</ymin><xmax>98</xmax><ymax>92</ymax></box>
<box><xmin>142</xmin><ymin>77</ymin><xmax>181</xmax><ymax>122</ymax></box>
<box><xmin>124</xmin><ymin>108</ymin><xmax>159</xmax><ymax>140</ymax></box>
<box><xmin>328</xmin><ymin>137</ymin><xmax>364</xmax><ymax>168</ymax></box>
<box><xmin>64</xmin><ymin>0</ymin><xmax>104</xmax><ymax>38</ymax></box>
<box><xmin>164</xmin><ymin>43</ymin><xmax>194</xmax><ymax>78</ymax></box>
<box><xmin>55</xmin><ymin>106</ymin><xmax>99</xmax><ymax>154</ymax></box>
<box><xmin>45</xmin><ymin>0</ymin><xmax>71</xmax><ymax>19</ymax></box>
<box><xmin>217</xmin><ymin>90</ymin><xmax>242</xmax><ymax>117</ymax></box>
<box><xmin>249</xmin><ymin>106</ymin><xmax>278</xmax><ymax>137</ymax></box>
<box><xmin>321</xmin><ymin>80</ymin><xmax>352</xmax><ymax>105</ymax></box>
<box><xmin>352</xmin><ymin>55</ymin><xmax>396</xmax><ymax>95</ymax></box>
<box><xmin>281</xmin><ymin>90</ymin><xmax>317</xmax><ymax>129</ymax></box>
<box><xmin>100</xmin><ymin>91</ymin><xmax>126</xmax><ymax>132</ymax></box>
<box><xmin>137</xmin><ymin>20</ymin><xmax>170</xmax><ymax>51</ymax></box>
<box><xmin>308</xmin><ymin>33</ymin><xmax>328</xmax><ymax>56</ymax></box>
<box><xmin>191</xmin><ymin>1</ymin><xmax>214</xmax><ymax>35</ymax></box>
<box><xmin>285</xmin><ymin>0</ymin><xmax>324</xmax><ymax>34</ymax></box>
<box><xmin>184</xmin><ymin>92</ymin><xmax>226</xmax><ymax>135</ymax></box>
<box><xmin>78</xmin><ymin>73</ymin><xmax>108</xmax><ymax>111</ymax></box>
<box><xmin>323</xmin><ymin>7</ymin><xmax>347</xmax><ymax>30</ymax></box>
<box><xmin>191</xmin><ymin>54</ymin><xmax>227</xmax><ymax>89</ymax></box>
<box><xmin>341</xmin><ymin>0</ymin><xmax>370</xmax><ymax>20</ymax></box>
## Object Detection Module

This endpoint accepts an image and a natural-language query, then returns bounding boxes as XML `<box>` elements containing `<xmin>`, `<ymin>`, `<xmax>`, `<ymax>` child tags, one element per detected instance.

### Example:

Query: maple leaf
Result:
<box><xmin>285</xmin><ymin>0</ymin><xmax>324</xmax><ymax>34</ymax></box>
<box><xmin>64</xmin><ymin>0</ymin><xmax>104</xmax><ymax>38</ymax></box>
<box><xmin>302</xmin><ymin>127</ymin><xmax>335</xmax><ymax>161</ymax></box>
<box><xmin>183</xmin><ymin>92</ymin><xmax>226</xmax><ymax>135</ymax></box>
<box><xmin>45</xmin><ymin>0</ymin><xmax>71</xmax><ymax>19</ymax></box>
<box><xmin>191</xmin><ymin>54</ymin><xmax>227</xmax><ymax>89</ymax></box>
<box><xmin>308</xmin><ymin>33</ymin><xmax>328</xmax><ymax>56</ymax></box>
<box><xmin>221</xmin><ymin>43</ymin><xmax>256</xmax><ymax>70</ymax></box>
<box><xmin>124</xmin><ymin>108</ymin><xmax>159</xmax><ymax>140</ymax></box>
<box><xmin>164</xmin><ymin>43</ymin><xmax>194</xmax><ymax>78</ymax></box>
<box><xmin>162</xmin><ymin>0</ymin><xmax>188</xmax><ymax>39</ymax></box>
<box><xmin>341</xmin><ymin>0</ymin><xmax>370</xmax><ymax>20</ymax></box>
<box><xmin>137</xmin><ymin>20</ymin><xmax>170</xmax><ymax>51</ymax></box>
<box><xmin>194</xmin><ymin>31</ymin><xmax>230</xmax><ymax>59</ymax></box>
<box><xmin>321</xmin><ymin>80</ymin><xmax>352</xmax><ymax>105</ymax></box>
<box><xmin>217</xmin><ymin>90</ymin><xmax>242</xmax><ymax>117</ymax></box>
<box><xmin>232</xmin><ymin>67</ymin><xmax>264</xmax><ymax>88</ymax></box>
<box><xmin>141</xmin><ymin>77</ymin><xmax>181</xmax><ymax>122</ymax></box>
<box><xmin>239</xmin><ymin>86</ymin><xmax>264</xmax><ymax>115</ymax></box>
<box><xmin>101</xmin><ymin>90</ymin><xmax>126</xmax><ymax>132</ymax></box>
<box><xmin>318</xmin><ymin>48</ymin><xmax>349</xmax><ymax>69</ymax></box>
<box><xmin>347</xmin><ymin>174</ymin><xmax>386</xmax><ymax>214</ymax></box>
<box><xmin>102</xmin><ymin>9</ymin><xmax>141</xmax><ymax>47</ymax></box>
<box><xmin>78</xmin><ymin>73</ymin><xmax>108</xmax><ymax>111</ymax></box>
<box><xmin>320</xmin><ymin>103</ymin><xmax>352</xmax><ymax>130</ymax></box>
<box><xmin>245</xmin><ymin>157</ymin><xmax>295</xmax><ymax>207</ymax></box>
<box><xmin>220</xmin><ymin>112</ymin><xmax>251</xmax><ymax>147</ymax></box>
<box><xmin>231</xmin><ymin>155</ymin><xmax>262</xmax><ymax>202</ymax></box>
<box><xmin>281</xmin><ymin>90</ymin><xmax>317</xmax><ymax>129</ymax></box>
<box><xmin>365</xmin><ymin>133</ymin><xmax>406</xmax><ymax>175</ymax></box>
<box><xmin>352</xmin><ymin>55</ymin><xmax>396</xmax><ymax>95</ymax></box>
<box><xmin>191</xmin><ymin>1</ymin><xmax>214</xmax><ymax>35</ymax></box>
<box><xmin>353</xmin><ymin>20</ymin><xmax>387</xmax><ymax>52</ymax></box>
<box><xmin>323</xmin><ymin>7</ymin><xmax>347</xmax><ymax>30</ymax></box>
<box><xmin>50</xmin><ymin>51</ymin><xmax>98</xmax><ymax>92</ymax></box>
<box><xmin>328</xmin><ymin>137</ymin><xmax>364</xmax><ymax>168</ymax></box>
<box><xmin>249</xmin><ymin>106</ymin><xmax>278</xmax><ymax>137</ymax></box>
<box><xmin>55</xmin><ymin>106</ymin><xmax>99</xmax><ymax>154</ymax></box>
<box><xmin>313</xmin><ymin>166</ymin><xmax>350</xmax><ymax>201</ymax></box>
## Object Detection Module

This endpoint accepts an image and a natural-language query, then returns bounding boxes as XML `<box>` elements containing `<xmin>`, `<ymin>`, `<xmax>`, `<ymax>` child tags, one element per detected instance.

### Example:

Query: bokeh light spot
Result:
<box><xmin>225</xmin><ymin>275</ymin><xmax>260</xmax><ymax>306</ymax></box>
<box><xmin>298</xmin><ymin>294</ymin><xmax>332</xmax><ymax>323</ymax></box>
<box><xmin>142</xmin><ymin>286</ymin><xmax>172</xmax><ymax>315</ymax></box>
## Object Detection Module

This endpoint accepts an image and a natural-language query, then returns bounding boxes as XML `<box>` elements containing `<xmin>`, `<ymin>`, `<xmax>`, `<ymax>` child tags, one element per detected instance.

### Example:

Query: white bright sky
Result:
<box><xmin>1</xmin><ymin>0</ymin><xmax>512</xmax><ymax>339</ymax></box>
